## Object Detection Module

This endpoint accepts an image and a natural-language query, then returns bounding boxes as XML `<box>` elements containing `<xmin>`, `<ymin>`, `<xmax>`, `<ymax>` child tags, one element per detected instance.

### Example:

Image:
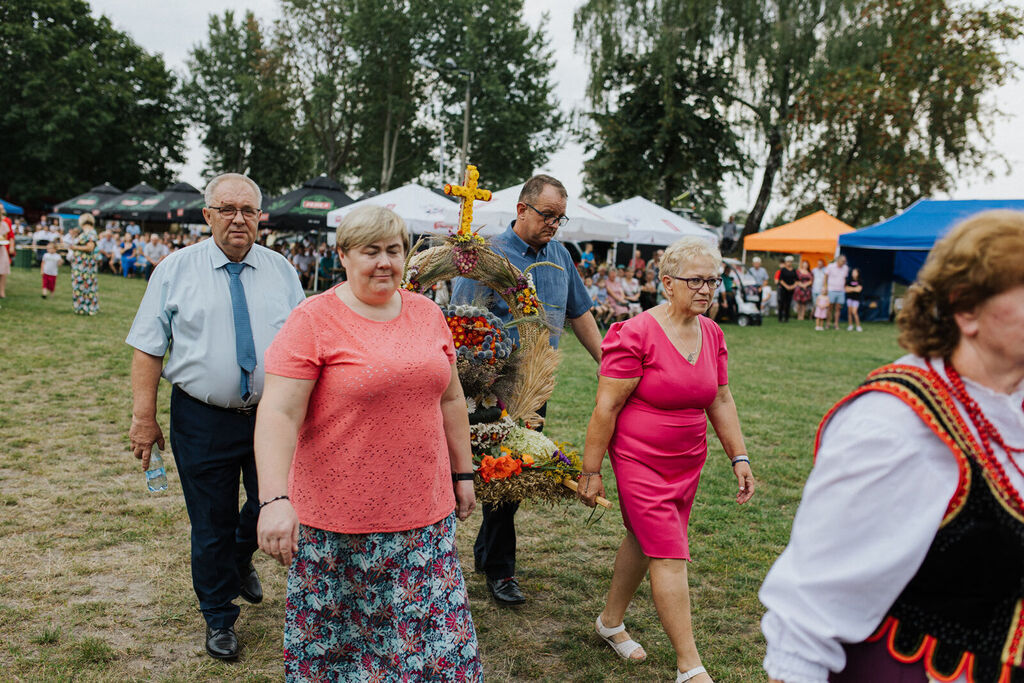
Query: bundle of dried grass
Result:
<box><xmin>473</xmin><ymin>471</ymin><xmax>575</xmax><ymax>507</ymax></box>
<box><xmin>406</xmin><ymin>236</ymin><xmax>581</xmax><ymax>506</ymax></box>
<box><xmin>407</xmin><ymin>244</ymin><xmax>555</xmax><ymax>350</ymax></box>
<box><xmin>505</xmin><ymin>340</ymin><xmax>560</xmax><ymax>421</ymax></box>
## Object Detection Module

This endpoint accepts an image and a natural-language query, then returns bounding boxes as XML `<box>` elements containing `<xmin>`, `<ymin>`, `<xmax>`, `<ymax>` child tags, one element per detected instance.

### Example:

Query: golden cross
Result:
<box><xmin>444</xmin><ymin>164</ymin><xmax>491</xmax><ymax>236</ymax></box>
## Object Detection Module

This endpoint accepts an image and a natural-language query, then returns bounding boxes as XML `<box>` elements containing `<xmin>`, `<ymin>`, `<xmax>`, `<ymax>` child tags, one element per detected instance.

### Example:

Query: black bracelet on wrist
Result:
<box><xmin>258</xmin><ymin>494</ymin><xmax>289</xmax><ymax>510</ymax></box>
<box><xmin>452</xmin><ymin>472</ymin><xmax>475</xmax><ymax>482</ymax></box>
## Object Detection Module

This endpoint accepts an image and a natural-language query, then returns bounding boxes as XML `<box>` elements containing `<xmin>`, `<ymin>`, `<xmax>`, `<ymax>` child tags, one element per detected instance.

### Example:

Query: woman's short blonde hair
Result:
<box><xmin>898</xmin><ymin>210</ymin><xmax>1024</xmax><ymax>358</ymax></box>
<box><xmin>659</xmin><ymin>236</ymin><xmax>722</xmax><ymax>277</ymax></box>
<box><xmin>335</xmin><ymin>205</ymin><xmax>410</xmax><ymax>254</ymax></box>
<box><xmin>79</xmin><ymin>214</ymin><xmax>95</xmax><ymax>227</ymax></box>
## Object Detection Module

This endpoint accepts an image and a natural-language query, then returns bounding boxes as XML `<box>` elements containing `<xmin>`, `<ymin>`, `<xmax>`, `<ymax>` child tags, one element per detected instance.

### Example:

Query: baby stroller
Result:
<box><xmin>718</xmin><ymin>258</ymin><xmax>763</xmax><ymax>327</ymax></box>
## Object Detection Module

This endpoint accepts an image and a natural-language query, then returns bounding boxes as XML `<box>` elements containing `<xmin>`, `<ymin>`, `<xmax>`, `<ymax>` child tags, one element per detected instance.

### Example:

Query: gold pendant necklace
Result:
<box><xmin>669</xmin><ymin>314</ymin><xmax>701</xmax><ymax>363</ymax></box>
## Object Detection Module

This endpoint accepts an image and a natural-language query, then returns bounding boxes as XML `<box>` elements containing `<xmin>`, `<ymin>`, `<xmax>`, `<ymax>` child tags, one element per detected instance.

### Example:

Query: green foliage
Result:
<box><xmin>783</xmin><ymin>0</ymin><xmax>1024</xmax><ymax>227</ymax></box>
<box><xmin>433</xmin><ymin>1</ymin><xmax>564</xmax><ymax>189</ymax></box>
<box><xmin>182</xmin><ymin>10</ymin><xmax>314</xmax><ymax>195</ymax></box>
<box><xmin>576</xmin><ymin>0</ymin><xmax>1019</xmax><ymax>235</ymax></box>
<box><xmin>275</xmin><ymin>0</ymin><xmax>361</xmax><ymax>182</ymax></box>
<box><xmin>345</xmin><ymin>0</ymin><xmax>435</xmax><ymax>191</ymax></box>
<box><xmin>577</xmin><ymin>51</ymin><xmax>743</xmax><ymax>215</ymax></box>
<box><xmin>268</xmin><ymin>0</ymin><xmax>563</xmax><ymax>194</ymax></box>
<box><xmin>0</xmin><ymin>0</ymin><xmax>186</xmax><ymax>206</ymax></box>
<box><xmin>574</xmin><ymin>0</ymin><xmax>847</xmax><ymax>229</ymax></box>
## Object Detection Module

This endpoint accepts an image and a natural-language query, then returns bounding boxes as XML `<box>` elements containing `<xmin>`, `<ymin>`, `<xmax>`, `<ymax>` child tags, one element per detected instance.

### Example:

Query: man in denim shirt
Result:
<box><xmin>452</xmin><ymin>174</ymin><xmax>602</xmax><ymax>605</ymax></box>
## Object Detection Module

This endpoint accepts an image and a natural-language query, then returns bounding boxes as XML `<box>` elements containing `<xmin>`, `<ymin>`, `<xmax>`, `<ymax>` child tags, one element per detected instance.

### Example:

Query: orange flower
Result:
<box><xmin>478</xmin><ymin>454</ymin><xmax>521</xmax><ymax>482</ymax></box>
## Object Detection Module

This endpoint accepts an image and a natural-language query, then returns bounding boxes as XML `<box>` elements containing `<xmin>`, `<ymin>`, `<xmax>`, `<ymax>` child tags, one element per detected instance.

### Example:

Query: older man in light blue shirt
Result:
<box><xmin>451</xmin><ymin>174</ymin><xmax>603</xmax><ymax>606</ymax></box>
<box><xmin>126</xmin><ymin>173</ymin><xmax>304</xmax><ymax>660</ymax></box>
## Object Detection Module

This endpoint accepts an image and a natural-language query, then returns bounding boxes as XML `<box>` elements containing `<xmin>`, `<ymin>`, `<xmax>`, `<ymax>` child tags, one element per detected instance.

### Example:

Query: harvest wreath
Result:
<box><xmin>403</xmin><ymin>166</ymin><xmax>611</xmax><ymax>508</ymax></box>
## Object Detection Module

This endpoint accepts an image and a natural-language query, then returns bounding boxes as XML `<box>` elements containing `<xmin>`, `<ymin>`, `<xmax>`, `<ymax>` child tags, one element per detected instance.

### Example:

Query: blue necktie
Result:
<box><xmin>225</xmin><ymin>262</ymin><xmax>256</xmax><ymax>401</ymax></box>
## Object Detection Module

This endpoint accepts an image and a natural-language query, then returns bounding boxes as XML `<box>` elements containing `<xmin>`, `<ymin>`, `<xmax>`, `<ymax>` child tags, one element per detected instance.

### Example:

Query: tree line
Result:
<box><xmin>575</xmin><ymin>0</ymin><xmax>1023</xmax><ymax>232</ymax></box>
<box><xmin>2</xmin><ymin>0</ymin><xmax>1020</xmax><ymax>233</ymax></box>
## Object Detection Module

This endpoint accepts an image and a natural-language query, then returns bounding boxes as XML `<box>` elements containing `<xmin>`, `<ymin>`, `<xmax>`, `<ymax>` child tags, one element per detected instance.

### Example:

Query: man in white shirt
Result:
<box><xmin>141</xmin><ymin>233</ymin><xmax>170</xmax><ymax>280</ymax></box>
<box><xmin>748</xmin><ymin>256</ymin><xmax>769</xmax><ymax>286</ymax></box>
<box><xmin>126</xmin><ymin>173</ymin><xmax>304</xmax><ymax>661</ymax></box>
<box><xmin>291</xmin><ymin>246</ymin><xmax>314</xmax><ymax>288</ymax></box>
<box><xmin>32</xmin><ymin>224</ymin><xmax>52</xmax><ymax>244</ymax></box>
<box><xmin>96</xmin><ymin>231</ymin><xmax>117</xmax><ymax>273</ymax></box>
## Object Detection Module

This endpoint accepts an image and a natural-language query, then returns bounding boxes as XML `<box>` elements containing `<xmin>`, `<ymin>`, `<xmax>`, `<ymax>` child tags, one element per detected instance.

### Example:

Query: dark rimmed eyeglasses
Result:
<box><xmin>670</xmin><ymin>276</ymin><xmax>722</xmax><ymax>291</ymax></box>
<box><xmin>524</xmin><ymin>203</ymin><xmax>569</xmax><ymax>227</ymax></box>
<box><xmin>208</xmin><ymin>205</ymin><xmax>260</xmax><ymax>221</ymax></box>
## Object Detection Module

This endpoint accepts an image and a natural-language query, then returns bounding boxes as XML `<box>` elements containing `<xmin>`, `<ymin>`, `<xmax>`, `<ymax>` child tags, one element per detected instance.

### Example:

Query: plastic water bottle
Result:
<box><xmin>145</xmin><ymin>445</ymin><xmax>168</xmax><ymax>492</ymax></box>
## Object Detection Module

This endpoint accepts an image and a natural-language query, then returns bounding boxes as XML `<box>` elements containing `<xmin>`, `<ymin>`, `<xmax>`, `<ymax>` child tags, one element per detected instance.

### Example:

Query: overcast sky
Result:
<box><xmin>90</xmin><ymin>0</ymin><xmax>1024</xmax><ymax>222</ymax></box>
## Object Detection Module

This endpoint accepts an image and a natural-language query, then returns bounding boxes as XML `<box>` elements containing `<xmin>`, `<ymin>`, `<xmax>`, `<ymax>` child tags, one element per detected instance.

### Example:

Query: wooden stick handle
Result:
<box><xmin>562</xmin><ymin>477</ymin><xmax>614</xmax><ymax>509</ymax></box>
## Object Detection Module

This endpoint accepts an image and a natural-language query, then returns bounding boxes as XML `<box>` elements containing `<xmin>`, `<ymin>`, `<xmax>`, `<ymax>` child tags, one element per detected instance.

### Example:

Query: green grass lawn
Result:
<box><xmin>0</xmin><ymin>264</ymin><xmax>903</xmax><ymax>681</ymax></box>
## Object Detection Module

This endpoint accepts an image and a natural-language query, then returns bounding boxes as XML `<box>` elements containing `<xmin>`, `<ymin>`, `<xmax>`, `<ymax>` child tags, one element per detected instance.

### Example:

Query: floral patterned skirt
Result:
<box><xmin>71</xmin><ymin>257</ymin><xmax>98</xmax><ymax>315</ymax></box>
<box><xmin>284</xmin><ymin>512</ymin><xmax>483</xmax><ymax>682</ymax></box>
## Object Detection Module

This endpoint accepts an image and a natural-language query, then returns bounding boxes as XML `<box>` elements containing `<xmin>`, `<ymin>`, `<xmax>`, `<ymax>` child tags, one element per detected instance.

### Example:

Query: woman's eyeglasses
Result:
<box><xmin>670</xmin><ymin>276</ymin><xmax>722</xmax><ymax>291</ymax></box>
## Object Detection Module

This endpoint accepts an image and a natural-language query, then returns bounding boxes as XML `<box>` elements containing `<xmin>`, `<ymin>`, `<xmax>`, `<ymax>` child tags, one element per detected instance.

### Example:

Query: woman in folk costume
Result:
<box><xmin>760</xmin><ymin>211</ymin><xmax>1024</xmax><ymax>683</ymax></box>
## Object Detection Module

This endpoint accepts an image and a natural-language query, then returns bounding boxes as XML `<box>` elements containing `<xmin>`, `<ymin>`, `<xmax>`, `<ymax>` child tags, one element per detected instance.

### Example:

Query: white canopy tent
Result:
<box><xmin>602</xmin><ymin>196</ymin><xmax>718</xmax><ymax>246</ymax></box>
<box><xmin>326</xmin><ymin>183</ymin><xmax>487</xmax><ymax>235</ymax></box>
<box><xmin>473</xmin><ymin>184</ymin><xmax>629</xmax><ymax>242</ymax></box>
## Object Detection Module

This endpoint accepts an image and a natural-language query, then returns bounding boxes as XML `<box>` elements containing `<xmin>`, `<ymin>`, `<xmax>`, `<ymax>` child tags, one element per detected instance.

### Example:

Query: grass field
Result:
<box><xmin>0</xmin><ymin>264</ymin><xmax>903</xmax><ymax>681</ymax></box>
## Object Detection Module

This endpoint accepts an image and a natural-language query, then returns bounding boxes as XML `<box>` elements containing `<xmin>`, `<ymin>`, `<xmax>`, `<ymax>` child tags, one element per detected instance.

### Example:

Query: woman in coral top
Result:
<box><xmin>578</xmin><ymin>236</ymin><xmax>756</xmax><ymax>683</ymax></box>
<box><xmin>255</xmin><ymin>206</ymin><xmax>481</xmax><ymax>681</ymax></box>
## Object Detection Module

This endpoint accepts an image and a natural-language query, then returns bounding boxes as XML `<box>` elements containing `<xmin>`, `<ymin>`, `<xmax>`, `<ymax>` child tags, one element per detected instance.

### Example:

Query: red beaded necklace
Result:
<box><xmin>928</xmin><ymin>358</ymin><xmax>1024</xmax><ymax>488</ymax></box>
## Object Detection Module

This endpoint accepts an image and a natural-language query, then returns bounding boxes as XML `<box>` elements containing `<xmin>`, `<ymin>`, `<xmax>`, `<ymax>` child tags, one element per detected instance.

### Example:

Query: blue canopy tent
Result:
<box><xmin>1</xmin><ymin>199</ymin><xmax>24</xmax><ymax>215</ymax></box>
<box><xmin>838</xmin><ymin>199</ymin><xmax>1024</xmax><ymax>321</ymax></box>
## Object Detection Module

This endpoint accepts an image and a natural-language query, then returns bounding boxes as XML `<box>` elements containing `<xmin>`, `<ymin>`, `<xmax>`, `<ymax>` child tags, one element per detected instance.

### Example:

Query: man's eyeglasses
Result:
<box><xmin>208</xmin><ymin>205</ymin><xmax>260</xmax><ymax>221</ymax></box>
<box><xmin>670</xmin><ymin>276</ymin><xmax>723</xmax><ymax>291</ymax></box>
<box><xmin>524</xmin><ymin>203</ymin><xmax>569</xmax><ymax>227</ymax></box>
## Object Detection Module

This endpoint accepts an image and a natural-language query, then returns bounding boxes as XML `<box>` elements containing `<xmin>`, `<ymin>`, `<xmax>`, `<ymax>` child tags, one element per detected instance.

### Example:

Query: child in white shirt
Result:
<box><xmin>40</xmin><ymin>242</ymin><xmax>62</xmax><ymax>298</ymax></box>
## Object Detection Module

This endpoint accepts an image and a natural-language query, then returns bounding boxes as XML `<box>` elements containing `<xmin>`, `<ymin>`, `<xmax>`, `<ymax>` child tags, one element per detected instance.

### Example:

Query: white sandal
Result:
<box><xmin>676</xmin><ymin>665</ymin><xmax>707</xmax><ymax>682</ymax></box>
<box><xmin>595</xmin><ymin>614</ymin><xmax>646</xmax><ymax>661</ymax></box>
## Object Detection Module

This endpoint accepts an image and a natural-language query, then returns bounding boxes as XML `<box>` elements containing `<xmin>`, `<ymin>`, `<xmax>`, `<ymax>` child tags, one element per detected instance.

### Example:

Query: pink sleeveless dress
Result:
<box><xmin>600</xmin><ymin>312</ymin><xmax>728</xmax><ymax>559</ymax></box>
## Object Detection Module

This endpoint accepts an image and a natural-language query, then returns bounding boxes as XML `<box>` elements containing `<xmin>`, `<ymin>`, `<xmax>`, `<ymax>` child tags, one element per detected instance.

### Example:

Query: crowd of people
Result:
<box><xmin>577</xmin><ymin>248</ymin><xmax>667</xmax><ymax>327</ymax></box>
<box><xmin>0</xmin><ymin>211</ymin><xmax>346</xmax><ymax>312</ymax></box>
<box><xmin>571</xmin><ymin>246</ymin><xmax>868</xmax><ymax>334</ymax></box>
<box><xmin>10</xmin><ymin>169</ymin><xmax>1020</xmax><ymax>681</ymax></box>
<box><xmin>266</xmin><ymin>240</ymin><xmax>339</xmax><ymax>291</ymax></box>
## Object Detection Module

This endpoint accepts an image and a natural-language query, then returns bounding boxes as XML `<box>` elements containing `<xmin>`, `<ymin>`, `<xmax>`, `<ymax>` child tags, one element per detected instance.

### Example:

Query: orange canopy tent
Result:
<box><xmin>742</xmin><ymin>210</ymin><xmax>854</xmax><ymax>266</ymax></box>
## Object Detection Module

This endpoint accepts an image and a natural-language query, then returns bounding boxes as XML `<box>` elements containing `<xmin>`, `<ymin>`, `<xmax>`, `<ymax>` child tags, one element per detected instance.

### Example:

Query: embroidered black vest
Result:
<box><xmin>817</xmin><ymin>364</ymin><xmax>1024</xmax><ymax>683</ymax></box>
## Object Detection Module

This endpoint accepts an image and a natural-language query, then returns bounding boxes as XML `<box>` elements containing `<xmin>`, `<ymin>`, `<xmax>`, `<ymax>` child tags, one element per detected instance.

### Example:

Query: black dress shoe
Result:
<box><xmin>205</xmin><ymin>626</ymin><xmax>238</xmax><ymax>660</ymax></box>
<box><xmin>238</xmin><ymin>562</ymin><xmax>263</xmax><ymax>604</ymax></box>
<box><xmin>487</xmin><ymin>576</ymin><xmax>526</xmax><ymax>605</ymax></box>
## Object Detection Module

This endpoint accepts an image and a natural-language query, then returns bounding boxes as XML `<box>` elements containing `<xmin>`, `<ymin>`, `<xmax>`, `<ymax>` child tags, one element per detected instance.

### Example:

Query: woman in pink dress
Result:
<box><xmin>578</xmin><ymin>236</ymin><xmax>756</xmax><ymax>683</ymax></box>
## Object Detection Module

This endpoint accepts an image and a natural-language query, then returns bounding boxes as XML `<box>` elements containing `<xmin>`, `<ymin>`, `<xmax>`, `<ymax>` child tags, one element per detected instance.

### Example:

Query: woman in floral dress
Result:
<box><xmin>255</xmin><ymin>206</ymin><xmax>482</xmax><ymax>681</ymax></box>
<box><xmin>68</xmin><ymin>214</ymin><xmax>99</xmax><ymax>315</ymax></box>
<box><xmin>793</xmin><ymin>259</ymin><xmax>814</xmax><ymax>320</ymax></box>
